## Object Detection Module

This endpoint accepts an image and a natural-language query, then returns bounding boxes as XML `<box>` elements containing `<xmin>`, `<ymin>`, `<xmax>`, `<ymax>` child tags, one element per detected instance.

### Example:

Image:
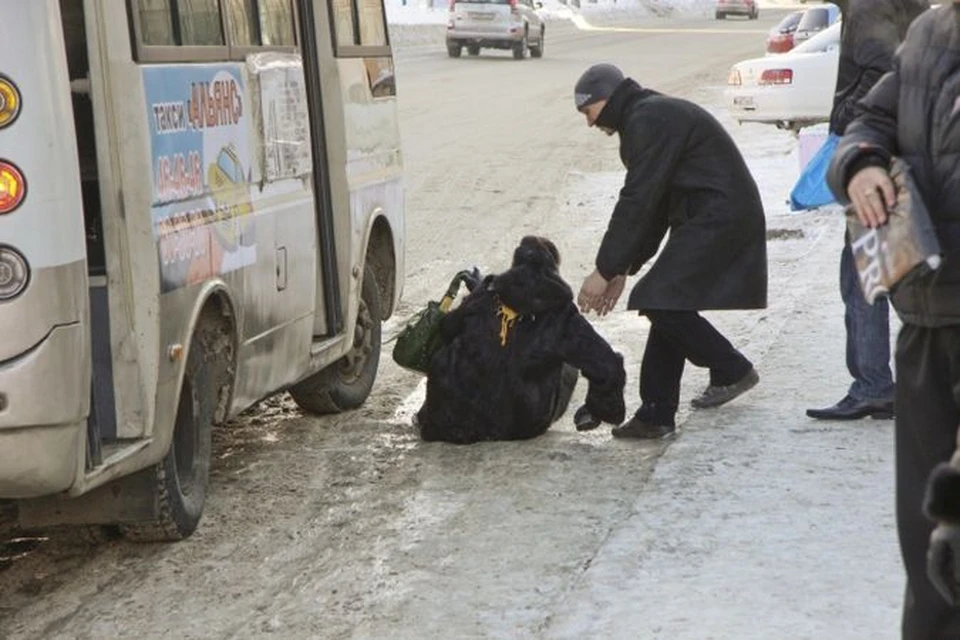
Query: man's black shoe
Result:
<box><xmin>611</xmin><ymin>415</ymin><xmax>676</xmax><ymax>440</ymax></box>
<box><xmin>574</xmin><ymin>406</ymin><xmax>602</xmax><ymax>432</ymax></box>
<box><xmin>806</xmin><ymin>394</ymin><xmax>895</xmax><ymax>420</ymax></box>
<box><xmin>691</xmin><ymin>367</ymin><xmax>760</xmax><ymax>409</ymax></box>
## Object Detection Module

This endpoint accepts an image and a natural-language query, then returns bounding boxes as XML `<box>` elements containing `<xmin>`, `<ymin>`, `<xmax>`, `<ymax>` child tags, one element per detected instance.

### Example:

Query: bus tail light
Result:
<box><xmin>0</xmin><ymin>76</ymin><xmax>21</xmax><ymax>129</ymax></box>
<box><xmin>0</xmin><ymin>161</ymin><xmax>26</xmax><ymax>214</ymax></box>
<box><xmin>0</xmin><ymin>246</ymin><xmax>30</xmax><ymax>301</ymax></box>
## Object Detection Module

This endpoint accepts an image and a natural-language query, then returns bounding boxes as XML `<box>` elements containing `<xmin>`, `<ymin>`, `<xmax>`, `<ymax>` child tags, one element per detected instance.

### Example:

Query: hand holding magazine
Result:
<box><xmin>846</xmin><ymin>157</ymin><xmax>943</xmax><ymax>304</ymax></box>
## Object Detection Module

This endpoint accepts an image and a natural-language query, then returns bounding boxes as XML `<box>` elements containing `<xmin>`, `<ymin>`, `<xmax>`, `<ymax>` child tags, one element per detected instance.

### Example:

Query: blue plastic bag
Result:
<box><xmin>790</xmin><ymin>133</ymin><xmax>840</xmax><ymax>211</ymax></box>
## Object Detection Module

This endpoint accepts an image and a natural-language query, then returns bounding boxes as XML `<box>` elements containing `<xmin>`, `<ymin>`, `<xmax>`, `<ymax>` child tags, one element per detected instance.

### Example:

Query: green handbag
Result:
<box><xmin>392</xmin><ymin>270</ymin><xmax>474</xmax><ymax>374</ymax></box>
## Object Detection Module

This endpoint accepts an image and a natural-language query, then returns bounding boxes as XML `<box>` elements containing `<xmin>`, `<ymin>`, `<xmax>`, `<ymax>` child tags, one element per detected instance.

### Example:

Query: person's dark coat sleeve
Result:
<box><xmin>438</xmin><ymin>299</ymin><xmax>468</xmax><ymax>342</ymax></box>
<box><xmin>595</xmin><ymin>113</ymin><xmax>683</xmax><ymax>281</ymax></box>
<box><xmin>438</xmin><ymin>278</ymin><xmax>493</xmax><ymax>342</ymax></box>
<box><xmin>831</xmin><ymin>14</ymin><xmax>901</xmax><ymax>132</ymax></box>
<box><xmin>554</xmin><ymin>304</ymin><xmax>626</xmax><ymax>425</ymax></box>
<box><xmin>827</xmin><ymin>61</ymin><xmax>900</xmax><ymax>204</ymax></box>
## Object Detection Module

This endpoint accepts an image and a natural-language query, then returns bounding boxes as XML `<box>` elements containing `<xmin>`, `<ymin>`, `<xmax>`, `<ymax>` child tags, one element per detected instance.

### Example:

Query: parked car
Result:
<box><xmin>446</xmin><ymin>0</ymin><xmax>545</xmax><ymax>59</ymax></box>
<box><xmin>715</xmin><ymin>0</ymin><xmax>759</xmax><ymax>20</ymax></box>
<box><xmin>725</xmin><ymin>20</ymin><xmax>841</xmax><ymax>131</ymax></box>
<box><xmin>766</xmin><ymin>10</ymin><xmax>803</xmax><ymax>54</ymax></box>
<box><xmin>792</xmin><ymin>3</ymin><xmax>840</xmax><ymax>47</ymax></box>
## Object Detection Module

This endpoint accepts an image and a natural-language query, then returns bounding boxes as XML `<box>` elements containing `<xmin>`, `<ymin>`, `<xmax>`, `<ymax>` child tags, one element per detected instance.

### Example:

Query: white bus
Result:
<box><xmin>0</xmin><ymin>0</ymin><xmax>404</xmax><ymax>540</ymax></box>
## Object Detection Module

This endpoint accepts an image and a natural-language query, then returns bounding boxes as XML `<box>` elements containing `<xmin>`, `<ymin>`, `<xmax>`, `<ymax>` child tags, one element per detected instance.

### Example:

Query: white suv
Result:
<box><xmin>446</xmin><ymin>0</ymin><xmax>545</xmax><ymax>59</ymax></box>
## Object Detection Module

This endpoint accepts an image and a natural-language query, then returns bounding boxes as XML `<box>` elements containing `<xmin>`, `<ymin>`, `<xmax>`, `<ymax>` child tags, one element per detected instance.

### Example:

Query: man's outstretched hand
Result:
<box><xmin>578</xmin><ymin>270</ymin><xmax>625</xmax><ymax>316</ymax></box>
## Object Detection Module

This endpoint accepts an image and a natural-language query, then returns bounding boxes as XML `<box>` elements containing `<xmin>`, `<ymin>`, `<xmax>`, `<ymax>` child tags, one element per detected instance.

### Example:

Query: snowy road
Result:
<box><xmin>1</xmin><ymin>8</ymin><xmax>905</xmax><ymax>640</ymax></box>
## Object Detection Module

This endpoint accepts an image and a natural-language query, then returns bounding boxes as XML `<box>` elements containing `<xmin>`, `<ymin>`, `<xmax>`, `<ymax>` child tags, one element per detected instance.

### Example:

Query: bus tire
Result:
<box><xmin>121</xmin><ymin>327</ymin><xmax>218</xmax><ymax>542</ymax></box>
<box><xmin>289</xmin><ymin>266</ymin><xmax>382</xmax><ymax>414</ymax></box>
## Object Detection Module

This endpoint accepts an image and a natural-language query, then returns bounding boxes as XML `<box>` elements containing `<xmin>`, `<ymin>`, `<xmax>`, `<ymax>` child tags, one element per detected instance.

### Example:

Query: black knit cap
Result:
<box><xmin>574</xmin><ymin>63</ymin><xmax>624</xmax><ymax>111</ymax></box>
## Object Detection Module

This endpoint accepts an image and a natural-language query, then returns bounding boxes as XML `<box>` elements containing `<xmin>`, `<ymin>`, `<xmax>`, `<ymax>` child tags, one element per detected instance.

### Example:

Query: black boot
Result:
<box><xmin>611</xmin><ymin>411</ymin><xmax>676</xmax><ymax>440</ymax></box>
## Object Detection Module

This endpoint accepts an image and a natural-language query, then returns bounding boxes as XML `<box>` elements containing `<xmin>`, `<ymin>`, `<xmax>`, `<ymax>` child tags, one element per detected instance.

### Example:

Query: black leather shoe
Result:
<box><xmin>806</xmin><ymin>394</ymin><xmax>894</xmax><ymax>420</ymax></box>
<box><xmin>612</xmin><ymin>415</ymin><xmax>676</xmax><ymax>440</ymax></box>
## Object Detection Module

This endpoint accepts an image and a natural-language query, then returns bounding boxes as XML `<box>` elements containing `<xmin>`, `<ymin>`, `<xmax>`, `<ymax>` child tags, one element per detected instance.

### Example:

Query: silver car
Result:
<box><xmin>715</xmin><ymin>0</ymin><xmax>759</xmax><ymax>19</ymax></box>
<box><xmin>446</xmin><ymin>0</ymin><xmax>545</xmax><ymax>59</ymax></box>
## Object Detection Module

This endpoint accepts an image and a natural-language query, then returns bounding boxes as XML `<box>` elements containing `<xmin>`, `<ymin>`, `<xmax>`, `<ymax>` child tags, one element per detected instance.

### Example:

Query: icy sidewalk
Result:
<box><xmin>541</xmin><ymin>215</ymin><xmax>904</xmax><ymax>640</ymax></box>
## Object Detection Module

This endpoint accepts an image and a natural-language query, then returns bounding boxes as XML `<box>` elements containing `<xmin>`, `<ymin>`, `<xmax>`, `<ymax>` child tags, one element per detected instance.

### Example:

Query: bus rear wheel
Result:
<box><xmin>289</xmin><ymin>266</ymin><xmax>382</xmax><ymax>414</ymax></box>
<box><xmin>121</xmin><ymin>328</ymin><xmax>218</xmax><ymax>542</ymax></box>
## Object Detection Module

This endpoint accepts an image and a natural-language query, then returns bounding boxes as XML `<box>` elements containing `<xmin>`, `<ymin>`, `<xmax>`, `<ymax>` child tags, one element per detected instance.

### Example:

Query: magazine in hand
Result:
<box><xmin>846</xmin><ymin>157</ymin><xmax>943</xmax><ymax>305</ymax></box>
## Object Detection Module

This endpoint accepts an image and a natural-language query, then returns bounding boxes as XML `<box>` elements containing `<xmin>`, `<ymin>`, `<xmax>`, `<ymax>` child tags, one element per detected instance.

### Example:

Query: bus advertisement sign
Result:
<box><xmin>142</xmin><ymin>64</ymin><xmax>257</xmax><ymax>293</ymax></box>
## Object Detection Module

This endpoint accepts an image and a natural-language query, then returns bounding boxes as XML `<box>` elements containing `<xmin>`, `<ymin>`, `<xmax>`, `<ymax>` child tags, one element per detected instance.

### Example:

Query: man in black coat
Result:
<box><xmin>827</xmin><ymin>3</ymin><xmax>960</xmax><ymax>636</ymax></box>
<box><xmin>806</xmin><ymin>0</ymin><xmax>929</xmax><ymax>422</ymax></box>
<box><xmin>573</xmin><ymin>64</ymin><xmax>767</xmax><ymax>440</ymax></box>
<box><xmin>416</xmin><ymin>236</ymin><xmax>626</xmax><ymax>444</ymax></box>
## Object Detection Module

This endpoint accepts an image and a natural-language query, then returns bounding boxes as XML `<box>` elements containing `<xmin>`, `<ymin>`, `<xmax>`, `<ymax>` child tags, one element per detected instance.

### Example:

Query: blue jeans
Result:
<box><xmin>840</xmin><ymin>237</ymin><xmax>894</xmax><ymax>401</ymax></box>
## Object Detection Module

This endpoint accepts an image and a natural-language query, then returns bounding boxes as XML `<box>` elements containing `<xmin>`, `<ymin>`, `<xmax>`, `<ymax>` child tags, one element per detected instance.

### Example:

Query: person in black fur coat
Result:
<box><xmin>416</xmin><ymin>236</ymin><xmax>626</xmax><ymax>444</ymax></box>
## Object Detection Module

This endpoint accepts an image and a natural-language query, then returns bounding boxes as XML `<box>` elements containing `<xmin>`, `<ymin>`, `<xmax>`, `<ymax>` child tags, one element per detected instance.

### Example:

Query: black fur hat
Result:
<box><xmin>512</xmin><ymin>235</ymin><xmax>560</xmax><ymax>269</ymax></box>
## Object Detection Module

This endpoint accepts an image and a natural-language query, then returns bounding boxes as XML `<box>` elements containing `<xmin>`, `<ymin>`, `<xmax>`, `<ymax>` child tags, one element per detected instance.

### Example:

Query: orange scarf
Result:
<box><xmin>496</xmin><ymin>300</ymin><xmax>519</xmax><ymax>347</ymax></box>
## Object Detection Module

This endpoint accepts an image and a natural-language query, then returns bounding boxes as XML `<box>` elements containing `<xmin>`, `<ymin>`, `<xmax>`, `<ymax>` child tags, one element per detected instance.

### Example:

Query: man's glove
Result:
<box><xmin>928</xmin><ymin>524</ymin><xmax>960</xmax><ymax>606</ymax></box>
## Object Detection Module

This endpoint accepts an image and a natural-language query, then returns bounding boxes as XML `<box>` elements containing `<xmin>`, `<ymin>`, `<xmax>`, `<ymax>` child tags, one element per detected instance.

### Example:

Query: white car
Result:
<box><xmin>725</xmin><ymin>21</ymin><xmax>840</xmax><ymax>131</ymax></box>
<box><xmin>446</xmin><ymin>0</ymin><xmax>545</xmax><ymax>59</ymax></box>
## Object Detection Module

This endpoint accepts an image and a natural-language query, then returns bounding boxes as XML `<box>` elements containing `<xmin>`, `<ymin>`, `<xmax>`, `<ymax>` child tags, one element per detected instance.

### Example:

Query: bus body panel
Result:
<box><xmin>0</xmin><ymin>0</ymin><xmax>91</xmax><ymax>498</ymax></box>
<box><xmin>339</xmin><ymin>56</ymin><xmax>404</xmax><ymax>317</ymax></box>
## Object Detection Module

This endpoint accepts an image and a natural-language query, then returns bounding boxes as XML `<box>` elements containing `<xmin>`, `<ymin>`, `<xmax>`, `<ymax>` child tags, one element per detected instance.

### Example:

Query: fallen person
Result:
<box><xmin>416</xmin><ymin>236</ymin><xmax>626</xmax><ymax>444</ymax></box>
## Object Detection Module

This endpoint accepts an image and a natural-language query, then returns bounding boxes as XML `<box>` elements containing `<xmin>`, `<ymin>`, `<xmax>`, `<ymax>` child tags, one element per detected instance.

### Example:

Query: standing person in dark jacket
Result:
<box><xmin>573</xmin><ymin>64</ymin><xmax>767</xmax><ymax>440</ymax></box>
<box><xmin>807</xmin><ymin>0</ymin><xmax>928</xmax><ymax>422</ymax></box>
<box><xmin>416</xmin><ymin>236</ymin><xmax>626</xmax><ymax>445</ymax></box>
<box><xmin>827</xmin><ymin>3</ymin><xmax>960</xmax><ymax>637</ymax></box>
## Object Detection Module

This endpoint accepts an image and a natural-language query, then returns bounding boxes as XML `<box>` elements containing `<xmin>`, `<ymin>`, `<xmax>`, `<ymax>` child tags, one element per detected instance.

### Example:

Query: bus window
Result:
<box><xmin>135</xmin><ymin>0</ymin><xmax>297</xmax><ymax>58</ymax></box>
<box><xmin>178</xmin><ymin>0</ymin><xmax>225</xmax><ymax>45</ymax></box>
<box><xmin>225</xmin><ymin>0</ymin><xmax>295</xmax><ymax>47</ymax></box>
<box><xmin>137</xmin><ymin>0</ymin><xmax>177</xmax><ymax>45</ymax></box>
<box><xmin>259</xmin><ymin>0</ymin><xmax>296</xmax><ymax>46</ymax></box>
<box><xmin>225</xmin><ymin>0</ymin><xmax>260</xmax><ymax>46</ymax></box>
<box><xmin>329</xmin><ymin>0</ymin><xmax>390</xmax><ymax>54</ymax></box>
<box><xmin>331</xmin><ymin>0</ymin><xmax>357</xmax><ymax>48</ymax></box>
<box><xmin>135</xmin><ymin>0</ymin><xmax>225</xmax><ymax>47</ymax></box>
<box><xmin>357</xmin><ymin>0</ymin><xmax>386</xmax><ymax>47</ymax></box>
